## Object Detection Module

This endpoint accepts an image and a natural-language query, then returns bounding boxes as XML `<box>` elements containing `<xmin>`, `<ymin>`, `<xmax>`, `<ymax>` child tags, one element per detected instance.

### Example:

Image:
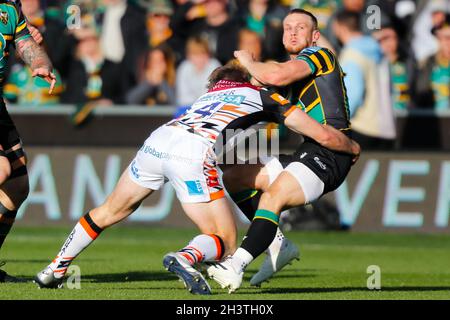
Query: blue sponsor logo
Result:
<box><xmin>130</xmin><ymin>160</ymin><xmax>140</xmax><ymax>179</ymax></box>
<box><xmin>185</xmin><ymin>180</ymin><xmax>204</xmax><ymax>196</ymax></box>
<box><xmin>197</xmin><ymin>93</ymin><xmax>245</xmax><ymax>105</ymax></box>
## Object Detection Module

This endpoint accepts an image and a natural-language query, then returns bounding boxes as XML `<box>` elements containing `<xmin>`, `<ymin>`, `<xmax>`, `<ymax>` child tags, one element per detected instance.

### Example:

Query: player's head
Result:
<box><xmin>282</xmin><ymin>9</ymin><xmax>320</xmax><ymax>55</ymax></box>
<box><xmin>207</xmin><ymin>61</ymin><xmax>251</xmax><ymax>90</ymax></box>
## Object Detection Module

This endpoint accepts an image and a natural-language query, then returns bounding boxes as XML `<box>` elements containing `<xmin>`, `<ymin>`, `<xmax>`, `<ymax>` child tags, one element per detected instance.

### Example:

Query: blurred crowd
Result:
<box><xmin>3</xmin><ymin>1</ymin><xmax>450</xmax><ymax>132</ymax></box>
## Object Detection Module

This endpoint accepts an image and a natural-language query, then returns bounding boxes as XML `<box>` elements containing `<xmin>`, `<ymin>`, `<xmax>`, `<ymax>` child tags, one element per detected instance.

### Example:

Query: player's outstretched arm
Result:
<box><xmin>284</xmin><ymin>108</ymin><xmax>360</xmax><ymax>161</ymax></box>
<box><xmin>16</xmin><ymin>37</ymin><xmax>56</xmax><ymax>94</ymax></box>
<box><xmin>234</xmin><ymin>50</ymin><xmax>312</xmax><ymax>87</ymax></box>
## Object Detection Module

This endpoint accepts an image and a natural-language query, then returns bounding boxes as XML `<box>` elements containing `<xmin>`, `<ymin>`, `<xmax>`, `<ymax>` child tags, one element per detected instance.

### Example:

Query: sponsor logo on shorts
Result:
<box><xmin>130</xmin><ymin>160</ymin><xmax>140</xmax><ymax>179</ymax></box>
<box><xmin>185</xmin><ymin>180</ymin><xmax>204</xmax><ymax>196</ymax></box>
<box><xmin>140</xmin><ymin>145</ymin><xmax>192</xmax><ymax>164</ymax></box>
<box><xmin>314</xmin><ymin>156</ymin><xmax>327</xmax><ymax>170</ymax></box>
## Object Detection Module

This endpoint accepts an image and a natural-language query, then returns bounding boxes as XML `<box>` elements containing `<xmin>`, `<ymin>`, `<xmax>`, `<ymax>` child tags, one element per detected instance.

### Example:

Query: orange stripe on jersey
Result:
<box><xmin>215</xmin><ymin>112</ymin><xmax>238</xmax><ymax>120</ymax></box>
<box><xmin>209</xmin><ymin>234</ymin><xmax>223</xmax><ymax>260</ymax></box>
<box><xmin>197</xmin><ymin>129</ymin><xmax>217</xmax><ymax>141</ymax></box>
<box><xmin>210</xmin><ymin>190</ymin><xmax>225</xmax><ymax>201</ymax></box>
<box><xmin>283</xmin><ymin>105</ymin><xmax>297</xmax><ymax>117</ymax></box>
<box><xmin>270</xmin><ymin>93</ymin><xmax>290</xmax><ymax>105</ymax></box>
<box><xmin>213</xmin><ymin>118</ymin><xmax>230</xmax><ymax>124</ymax></box>
<box><xmin>79</xmin><ymin>216</ymin><xmax>100</xmax><ymax>240</ymax></box>
<box><xmin>221</xmin><ymin>105</ymin><xmax>248</xmax><ymax>115</ymax></box>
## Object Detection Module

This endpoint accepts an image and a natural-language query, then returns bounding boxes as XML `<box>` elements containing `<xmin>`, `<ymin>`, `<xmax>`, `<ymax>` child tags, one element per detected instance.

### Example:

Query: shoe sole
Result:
<box><xmin>163</xmin><ymin>255</ymin><xmax>211</xmax><ymax>295</ymax></box>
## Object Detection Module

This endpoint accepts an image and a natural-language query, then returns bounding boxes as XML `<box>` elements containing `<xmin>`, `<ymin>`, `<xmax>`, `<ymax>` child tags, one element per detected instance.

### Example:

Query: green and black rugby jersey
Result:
<box><xmin>284</xmin><ymin>46</ymin><xmax>351</xmax><ymax>131</ymax></box>
<box><xmin>0</xmin><ymin>0</ymin><xmax>31</xmax><ymax>87</ymax></box>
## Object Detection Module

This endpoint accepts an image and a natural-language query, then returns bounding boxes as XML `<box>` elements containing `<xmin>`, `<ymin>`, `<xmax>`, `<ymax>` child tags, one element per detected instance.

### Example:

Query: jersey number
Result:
<box><xmin>193</xmin><ymin>102</ymin><xmax>221</xmax><ymax>117</ymax></box>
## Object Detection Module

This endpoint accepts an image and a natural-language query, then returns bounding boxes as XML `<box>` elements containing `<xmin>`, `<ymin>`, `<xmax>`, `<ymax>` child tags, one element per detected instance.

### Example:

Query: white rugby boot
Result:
<box><xmin>206</xmin><ymin>256</ymin><xmax>243</xmax><ymax>294</ymax></box>
<box><xmin>250</xmin><ymin>238</ymin><xmax>300</xmax><ymax>286</ymax></box>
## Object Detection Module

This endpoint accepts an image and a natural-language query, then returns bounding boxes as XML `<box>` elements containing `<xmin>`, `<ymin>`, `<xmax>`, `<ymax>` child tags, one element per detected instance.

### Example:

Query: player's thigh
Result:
<box><xmin>0</xmin><ymin>174</ymin><xmax>29</xmax><ymax>210</ymax></box>
<box><xmin>0</xmin><ymin>145</ymin><xmax>11</xmax><ymax>185</ymax></box>
<box><xmin>91</xmin><ymin>141</ymin><xmax>165</xmax><ymax>226</ymax></box>
<box><xmin>258</xmin><ymin>170</ymin><xmax>308</xmax><ymax>213</ymax></box>
<box><xmin>0</xmin><ymin>143</ymin><xmax>29</xmax><ymax>209</ymax></box>
<box><xmin>222</xmin><ymin>163</ymin><xmax>271</xmax><ymax>193</ymax></box>
<box><xmin>90</xmin><ymin>171</ymin><xmax>154</xmax><ymax>227</ymax></box>
<box><xmin>104</xmin><ymin>170</ymin><xmax>154</xmax><ymax>214</ymax></box>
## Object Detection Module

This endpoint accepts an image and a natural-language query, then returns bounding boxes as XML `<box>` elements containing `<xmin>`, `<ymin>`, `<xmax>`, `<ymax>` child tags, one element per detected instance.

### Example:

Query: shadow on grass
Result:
<box><xmin>5</xmin><ymin>259</ymin><xmax>56</xmax><ymax>264</ymax></box>
<box><xmin>260</xmin><ymin>286</ymin><xmax>450</xmax><ymax>294</ymax></box>
<box><xmin>84</xmin><ymin>271</ymin><xmax>178</xmax><ymax>283</ymax></box>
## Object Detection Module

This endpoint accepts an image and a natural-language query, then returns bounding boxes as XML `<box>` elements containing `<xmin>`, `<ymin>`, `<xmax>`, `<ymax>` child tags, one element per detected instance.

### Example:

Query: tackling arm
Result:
<box><xmin>284</xmin><ymin>108</ymin><xmax>360</xmax><ymax>160</ymax></box>
<box><xmin>234</xmin><ymin>50</ymin><xmax>312</xmax><ymax>87</ymax></box>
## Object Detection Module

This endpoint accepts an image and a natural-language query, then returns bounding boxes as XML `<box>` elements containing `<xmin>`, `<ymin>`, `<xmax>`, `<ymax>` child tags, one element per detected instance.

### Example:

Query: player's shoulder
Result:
<box><xmin>0</xmin><ymin>0</ymin><xmax>21</xmax><ymax>8</ymax></box>
<box><xmin>297</xmin><ymin>46</ymin><xmax>335</xmax><ymax>58</ymax></box>
<box><xmin>0</xmin><ymin>0</ymin><xmax>22</xmax><ymax>17</ymax></box>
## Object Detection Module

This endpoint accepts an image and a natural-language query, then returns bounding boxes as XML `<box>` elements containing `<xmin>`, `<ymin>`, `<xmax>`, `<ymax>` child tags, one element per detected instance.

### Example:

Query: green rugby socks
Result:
<box><xmin>240</xmin><ymin>209</ymin><xmax>280</xmax><ymax>260</ymax></box>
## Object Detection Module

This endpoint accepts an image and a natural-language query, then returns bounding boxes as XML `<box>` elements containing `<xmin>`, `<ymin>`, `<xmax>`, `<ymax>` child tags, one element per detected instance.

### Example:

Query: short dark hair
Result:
<box><xmin>207</xmin><ymin>61</ymin><xmax>251</xmax><ymax>90</ymax></box>
<box><xmin>334</xmin><ymin>10</ymin><xmax>361</xmax><ymax>32</ymax></box>
<box><xmin>288</xmin><ymin>8</ymin><xmax>319</xmax><ymax>30</ymax></box>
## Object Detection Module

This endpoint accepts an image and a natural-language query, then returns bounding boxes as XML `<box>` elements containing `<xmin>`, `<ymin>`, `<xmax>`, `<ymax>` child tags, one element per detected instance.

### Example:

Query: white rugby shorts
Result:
<box><xmin>261</xmin><ymin>156</ymin><xmax>325</xmax><ymax>204</ymax></box>
<box><xmin>128</xmin><ymin>125</ymin><xmax>224</xmax><ymax>203</ymax></box>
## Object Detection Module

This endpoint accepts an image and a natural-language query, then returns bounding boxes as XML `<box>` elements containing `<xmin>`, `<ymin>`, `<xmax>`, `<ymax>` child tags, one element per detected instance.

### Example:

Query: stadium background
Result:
<box><xmin>0</xmin><ymin>0</ymin><xmax>449</xmax><ymax>301</ymax></box>
<box><xmin>5</xmin><ymin>0</ymin><xmax>450</xmax><ymax>232</ymax></box>
<box><xmin>7</xmin><ymin>0</ymin><xmax>449</xmax><ymax>233</ymax></box>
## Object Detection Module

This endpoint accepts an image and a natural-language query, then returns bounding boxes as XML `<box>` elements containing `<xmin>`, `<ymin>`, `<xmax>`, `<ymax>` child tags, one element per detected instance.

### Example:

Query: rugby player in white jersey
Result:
<box><xmin>35</xmin><ymin>62</ymin><xmax>359</xmax><ymax>294</ymax></box>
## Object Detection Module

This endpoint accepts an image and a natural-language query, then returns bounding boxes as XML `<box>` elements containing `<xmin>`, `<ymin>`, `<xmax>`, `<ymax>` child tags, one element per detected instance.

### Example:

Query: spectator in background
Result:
<box><xmin>236</xmin><ymin>0</ymin><xmax>288</xmax><ymax>60</ymax></box>
<box><xmin>411</xmin><ymin>0</ymin><xmax>448</xmax><ymax>63</ymax></box>
<box><xmin>171</xmin><ymin>0</ymin><xmax>240</xmax><ymax>65</ymax></box>
<box><xmin>334</xmin><ymin>10</ymin><xmax>396</xmax><ymax>149</ymax></box>
<box><xmin>99</xmin><ymin>0</ymin><xmax>147</xmax><ymax>96</ymax></box>
<box><xmin>170</xmin><ymin>0</ymin><xmax>207</xmax><ymax>61</ymax></box>
<box><xmin>238</xmin><ymin>29</ymin><xmax>264</xmax><ymax>62</ymax></box>
<box><xmin>414</xmin><ymin>14</ymin><xmax>450</xmax><ymax>110</ymax></box>
<box><xmin>61</xmin><ymin>23</ymin><xmax>123</xmax><ymax>105</ymax></box>
<box><xmin>325</xmin><ymin>0</ymin><xmax>373</xmax><ymax>54</ymax></box>
<box><xmin>175</xmin><ymin>36</ymin><xmax>221</xmax><ymax>115</ymax></box>
<box><xmin>143</xmin><ymin>0</ymin><xmax>174</xmax><ymax>48</ymax></box>
<box><xmin>372</xmin><ymin>22</ymin><xmax>415</xmax><ymax>110</ymax></box>
<box><xmin>126</xmin><ymin>45</ymin><xmax>176</xmax><ymax>106</ymax></box>
<box><xmin>293</xmin><ymin>0</ymin><xmax>340</xmax><ymax>31</ymax></box>
<box><xmin>141</xmin><ymin>0</ymin><xmax>185</xmax><ymax>64</ymax></box>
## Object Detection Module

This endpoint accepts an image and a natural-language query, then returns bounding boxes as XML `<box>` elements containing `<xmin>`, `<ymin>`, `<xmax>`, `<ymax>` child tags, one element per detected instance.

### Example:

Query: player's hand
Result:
<box><xmin>32</xmin><ymin>68</ymin><xmax>56</xmax><ymax>94</ymax></box>
<box><xmin>234</xmin><ymin>50</ymin><xmax>254</xmax><ymax>66</ymax></box>
<box><xmin>28</xmin><ymin>24</ymin><xmax>43</xmax><ymax>45</ymax></box>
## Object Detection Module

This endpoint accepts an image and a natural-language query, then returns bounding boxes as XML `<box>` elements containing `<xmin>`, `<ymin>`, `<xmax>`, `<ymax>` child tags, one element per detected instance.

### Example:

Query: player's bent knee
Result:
<box><xmin>258</xmin><ymin>190</ymin><xmax>284</xmax><ymax>213</ymax></box>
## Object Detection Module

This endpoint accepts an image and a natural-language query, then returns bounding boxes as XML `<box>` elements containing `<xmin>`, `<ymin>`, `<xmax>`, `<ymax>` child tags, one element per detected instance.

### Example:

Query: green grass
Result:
<box><xmin>1</xmin><ymin>226</ymin><xmax>450</xmax><ymax>300</ymax></box>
